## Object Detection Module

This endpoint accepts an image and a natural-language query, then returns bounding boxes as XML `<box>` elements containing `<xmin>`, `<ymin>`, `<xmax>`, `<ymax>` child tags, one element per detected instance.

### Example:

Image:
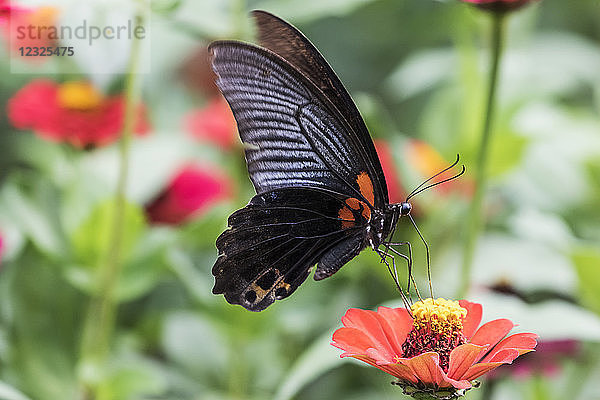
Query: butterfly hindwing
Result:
<box><xmin>213</xmin><ymin>187</ymin><xmax>369</xmax><ymax>311</ymax></box>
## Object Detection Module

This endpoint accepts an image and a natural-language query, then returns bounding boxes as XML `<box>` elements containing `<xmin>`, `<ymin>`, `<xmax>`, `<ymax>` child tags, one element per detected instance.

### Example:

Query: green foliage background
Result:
<box><xmin>1</xmin><ymin>0</ymin><xmax>600</xmax><ymax>399</ymax></box>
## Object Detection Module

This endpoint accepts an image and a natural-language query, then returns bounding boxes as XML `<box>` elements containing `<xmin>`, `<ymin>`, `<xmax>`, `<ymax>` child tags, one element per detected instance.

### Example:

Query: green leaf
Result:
<box><xmin>66</xmin><ymin>227</ymin><xmax>171</xmax><ymax>302</ymax></box>
<box><xmin>113</xmin><ymin>228</ymin><xmax>173</xmax><ymax>302</ymax></box>
<box><xmin>96</xmin><ymin>354</ymin><xmax>167</xmax><ymax>400</ymax></box>
<box><xmin>151</xmin><ymin>0</ymin><xmax>182</xmax><ymax>14</ymax></box>
<box><xmin>180</xmin><ymin>203</ymin><xmax>234</xmax><ymax>249</ymax></box>
<box><xmin>488</xmin><ymin>129</ymin><xmax>528</xmax><ymax>177</ymax></box>
<box><xmin>167</xmin><ymin>247</ymin><xmax>215</xmax><ymax>306</ymax></box>
<box><xmin>273</xmin><ymin>330</ymin><xmax>343</xmax><ymax>400</ymax></box>
<box><xmin>572</xmin><ymin>246</ymin><xmax>600</xmax><ymax>316</ymax></box>
<box><xmin>71</xmin><ymin>199</ymin><xmax>146</xmax><ymax>268</ymax></box>
<box><xmin>0</xmin><ymin>382</ymin><xmax>33</xmax><ymax>400</ymax></box>
<box><xmin>2</xmin><ymin>248</ymin><xmax>82</xmax><ymax>400</ymax></box>
<box><xmin>161</xmin><ymin>311</ymin><xmax>228</xmax><ymax>384</ymax></box>
<box><xmin>66</xmin><ymin>200</ymin><xmax>166</xmax><ymax>300</ymax></box>
<box><xmin>0</xmin><ymin>177</ymin><xmax>68</xmax><ymax>259</ymax></box>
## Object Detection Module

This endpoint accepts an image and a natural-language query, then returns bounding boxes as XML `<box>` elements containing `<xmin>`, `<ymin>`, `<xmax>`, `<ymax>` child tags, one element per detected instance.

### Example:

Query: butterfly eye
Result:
<box><xmin>400</xmin><ymin>202</ymin><xmax>412</xmax><ymax>216</ymax></box>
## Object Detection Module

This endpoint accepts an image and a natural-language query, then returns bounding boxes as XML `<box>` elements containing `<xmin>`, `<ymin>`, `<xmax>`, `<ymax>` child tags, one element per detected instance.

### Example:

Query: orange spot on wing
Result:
<box><xmin>361</xmin><ymin>205</ymin><xmax>371</xmax><ymax>221</ymax></box>
<box><xmin>338</xmin><ymin>196</ymin><xmax>371</xmax><ymax>229</ymax></box>
<box><xmin>338</xmin><ymin>205</ymin><xmax>355</xmax><ymax>229</ymax></box>
<box><xmin>357</xmin><ymin>172</ymin><xmax>375</xmax><ymax>206</ymax></box>
<box><xmin>345</xmin><ymin>197</ymin><xmax>361</xmax><ymax>210</ymax></box>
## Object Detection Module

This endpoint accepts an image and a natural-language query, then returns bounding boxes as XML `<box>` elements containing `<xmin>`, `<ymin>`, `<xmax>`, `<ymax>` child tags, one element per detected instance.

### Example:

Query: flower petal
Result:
<box><xmin>375</xmin><ymin>306</ymin><xmax>413</xmax><ymax>356</ymax></box>
<box><xmin>447</xmin><ymin>343</ymin><xmax>487</xmax><ymax>380</ymax></box>
<box><xmin>341</xmin><ymin>308</ymin><xmax>395</xmax><ymax>361</ymax></box>
<box><xmin>480</xmin><ymin>333</ymin><xmax>538</xmax><ymax>363</ymax></box>
<box><xmin>353</xmin><ymin>355</ymin><xmax>419</xmax><ymax>383</ymax></box>
<box><xmin>459</xmin><ymin>300</ymin><xmax>482</xmax><ymax>339</ymax></box>
<box><xmin>397</xmin><ymin>353</ymin><xmax>472</xmax><ymax>389</ymax></box>
<box><xmin>461</xmin><ymin>349</ymin><xmax>520</xmax><ymax>381</ymax></box>
<box><xmin>385</xmin><ymin>364</ymin><xmax>419</xmax><ymax>383</ymax></box>
<box><xmin>469</xmin><ymin>318</ymin><xmax>514</xmax><ymax>356</ymax></box>
<box><xmin>366</xmin><ymin>346</ymin><xmax>398</xmax><ymax>365</ymax></box>
<box><xmin>331</xmin><ymin>327</ymin><xmax>373</xmax><ymax>357</ymax></box>
<box><xmin>398</xmin><ymin>352</ymin><xmax>446</xmax><ymax>387</ymax></box>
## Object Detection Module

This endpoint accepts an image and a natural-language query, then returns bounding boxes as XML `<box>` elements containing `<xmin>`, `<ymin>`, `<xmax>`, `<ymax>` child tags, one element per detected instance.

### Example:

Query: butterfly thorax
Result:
<box><xmin>368</xmin><ymin>202</ymin><xmax>411</xmax><ymax>249</ymax></box>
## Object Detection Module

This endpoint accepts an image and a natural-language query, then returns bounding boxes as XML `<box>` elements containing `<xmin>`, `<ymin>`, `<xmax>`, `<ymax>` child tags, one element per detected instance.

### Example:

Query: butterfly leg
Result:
<box><xmin>375</xmin><ymin>247</ymin><xmax>412</xmax><ymax>310</ymax></box>
<box><xmin>386</xmin><ymin>242</ymin><xmax>422</xmax><ymax>301</ymax></box>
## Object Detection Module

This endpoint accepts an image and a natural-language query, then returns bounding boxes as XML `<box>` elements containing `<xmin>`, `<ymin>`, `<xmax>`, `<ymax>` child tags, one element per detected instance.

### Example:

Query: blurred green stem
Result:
<box><xmin>459</xmin><ymin>13</ymin><xmax>505</xmax><ymax>298</ymax></box>
<box><xmin>232</xmin><ymin>0</ymin><xmax>248</xmax><ymax>39</ymax></box>
<box><xmin>78</xmin><ymin>12</ymin><xmax>144</xmax><ymax>400</ymax></box>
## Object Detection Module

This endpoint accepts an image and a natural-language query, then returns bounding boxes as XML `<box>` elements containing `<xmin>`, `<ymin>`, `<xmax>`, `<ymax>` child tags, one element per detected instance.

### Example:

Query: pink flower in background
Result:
<box><xmin>1</xmin><ymin>0</ymin><xmax>18</xmax><ymax>22</ymax></box>
<box><xmin>491</xmin><ymin>339</ymin><xmax>579</xmax><ymax>379</ymax></box>
<box><xmin>461</xmin><ymin>0</ymin><xmax>540</xmax><ymax>12</ymax></box>
<box><xmin>0</xmin><ymin>0</ymin><xmax>31</xmax><ymax>26</ymax></box>
<box><xmin>1</xmin><ymin>5</ymin><xmax>58</xmax><ymax>54</ymax></box>
<box><xmin>374</xmin><ymin>139</ymin><xmax>406</xmax><ymax>204</ymax></box>
<box><xmin>7</xmin><ymin>79</ymin><xmax>150</xmax><ymax>148</ymax></box>
<box><xmin>146</xmin><ymin>164</ymin><xmax>233</xmax><ymax>225</ymax></box>
<box><xmin>184</xmin><ymin>97</ymin><xmax>238</xmax><ymax>150</ymax></box>
<box><xmin>331</xmin><ymin>298</ymin><xmax>537</xmax><ymax>394</ymax></box>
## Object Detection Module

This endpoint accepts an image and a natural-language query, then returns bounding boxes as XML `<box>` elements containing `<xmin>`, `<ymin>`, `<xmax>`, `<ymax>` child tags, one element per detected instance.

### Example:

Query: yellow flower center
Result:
<box><xmin>411</xmin><ymin>297</ymin><xmax>467</xmax><ymax>335</ymax></box>
<box><xmin>57</xmin><ymin>81</ymin><xmax>103</xmax><ymax>111</ymax></box>
<box><xmin>401</xmin><ymin>298</ymin><xmax>468</xmax><ymax>372</ymax></box>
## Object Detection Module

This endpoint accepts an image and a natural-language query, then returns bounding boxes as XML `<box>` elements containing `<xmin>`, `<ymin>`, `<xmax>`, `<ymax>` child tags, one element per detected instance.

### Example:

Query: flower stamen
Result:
<box><xmin>402</xmin><ymin>298</ymin><xmax>468</xmax><ymax>372</ymax></box>
<box><xmin>57</xmin><ymin>81</ymin><xmax>103</xmax><ymax>111</ymax></box>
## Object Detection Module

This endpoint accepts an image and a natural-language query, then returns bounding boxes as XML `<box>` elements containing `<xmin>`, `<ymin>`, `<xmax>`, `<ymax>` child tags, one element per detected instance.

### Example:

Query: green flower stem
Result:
<box><xmin>458</xmin><ymin>12</ymin><xmax>506</xmax><ymax>298</ymax></box>
<box><xmin>78</xmin><ymin>12</ymin><xmax>144</xmax><ymax>399</ymax></box>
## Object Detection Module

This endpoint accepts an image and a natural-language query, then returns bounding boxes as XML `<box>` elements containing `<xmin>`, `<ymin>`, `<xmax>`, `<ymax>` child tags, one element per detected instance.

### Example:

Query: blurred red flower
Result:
<box><xmin>374</xmin><ymin>139</ymin><xmax>406</xmax><ymax>204</ymax></box>
<box><xmin>331</xmin><ymin>298</ymin><xmax>537</xmax><ymax>395</ymax></box>
<box><xmin>405</xmin><ymin>139</ymin><xmax>473</xmax><ymax>197</ymax></box>
<box><xmin>0</xmin><ymin>232</ymin><xmax>4</xmax><ymax>262</ymax></box>
<box><xmin>7</xmin><ymin>79</ymin><xmax>150</xmax><ymax>148</ymax></box>
<box><xmin>0</xmin><ymin>0</ymin><xmax>25</xmax><ymax>23</ymax></box>
<box><xmin>1</xmin><ymin>5</ymin><xmax>58</xmax><ymax>54</ymax></box>
<box><xmin>146</xmin><ymin>164</ymin><xmax>233</xmax><ymax>225</ymax></box>
<box><xmin>184</xmin><ymin>97</ymin><xmax>238</xmax><ymax>150</ymax></box>
<box><xmin>461</xmin><ymin>0</ymin><xmax>540</xmax><ymax>12</ymax></box>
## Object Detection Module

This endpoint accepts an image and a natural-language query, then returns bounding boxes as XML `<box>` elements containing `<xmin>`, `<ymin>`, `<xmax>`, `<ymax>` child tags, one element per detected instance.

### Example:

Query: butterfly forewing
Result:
<box><xmin>210</xmin><ymin>42</ymin><xmax>379</xmax><ymax>205</ymax></box>
<box><xmin>252</xmin><ymin>10</ymin><xmax>388</xmax><ymax>207</ymax></box>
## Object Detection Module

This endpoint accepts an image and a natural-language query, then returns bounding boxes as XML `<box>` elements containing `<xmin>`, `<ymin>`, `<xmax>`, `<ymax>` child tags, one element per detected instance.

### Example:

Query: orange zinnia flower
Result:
<box><xmin>331</xmin><ymin>298</ymin><xmax>537</xmax><ymax>397</ymax></box>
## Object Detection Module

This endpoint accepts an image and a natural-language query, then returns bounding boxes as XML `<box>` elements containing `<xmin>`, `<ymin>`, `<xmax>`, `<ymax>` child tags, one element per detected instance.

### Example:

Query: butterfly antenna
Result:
<box><xmin>409</xmin><ymin>214</ymin><xmax>433</xmax><ymax>299</ymax></box>
<box><xmin>406</xmin><ymin>154</ymin><xmax>462</xmax><ymax>201</ymax></box>
<box><xmin>406</xmin><ymin>164</ymin><xmax>466</xmax><ymax>201</ymax></box>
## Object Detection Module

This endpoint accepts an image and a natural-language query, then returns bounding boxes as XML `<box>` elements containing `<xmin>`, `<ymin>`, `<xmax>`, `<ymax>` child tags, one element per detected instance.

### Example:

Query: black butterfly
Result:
<box><xmin>210</xmin><ymin>11</ymin><xmax>461</xmax><ymax>311</ymax></box>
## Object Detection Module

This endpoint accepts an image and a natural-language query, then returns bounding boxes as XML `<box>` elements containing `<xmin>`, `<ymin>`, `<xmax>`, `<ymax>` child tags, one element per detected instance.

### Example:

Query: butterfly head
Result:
<box><xmin>400</xmin><ymin>201</ymin><xmax>412</xmax><ymax>216</ymax></box>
